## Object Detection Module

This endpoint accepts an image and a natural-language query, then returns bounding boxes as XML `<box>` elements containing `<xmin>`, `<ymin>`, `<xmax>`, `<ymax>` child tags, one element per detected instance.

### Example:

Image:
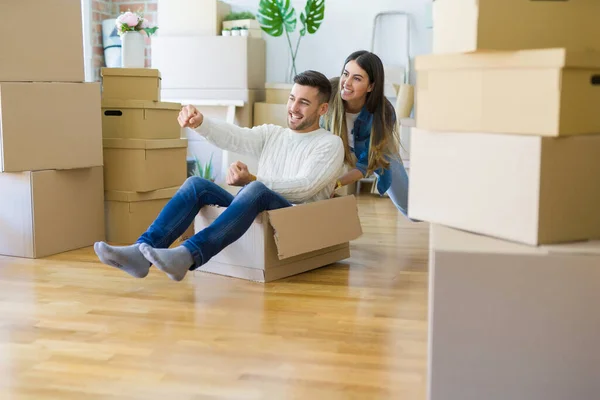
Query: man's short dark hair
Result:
<box><xmin>293</xmin><ymin>70</ymin><xmax>332</xmax><ymax>104</ymax></box>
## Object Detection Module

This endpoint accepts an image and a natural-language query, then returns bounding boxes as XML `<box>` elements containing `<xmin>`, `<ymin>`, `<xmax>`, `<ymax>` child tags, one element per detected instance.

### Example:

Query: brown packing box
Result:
<box><xmin>151</xmin><ymin>36</ymin><xmax>266</xmax><ymax>90</ymax></box>
<box><xmin>432</xmin><ymin>0</ymin><xmax>600</xmax><ymax>55</ymax></box>
<box><xmin>193</xmin><ymin>195</ymin><xmax>363</xmax><ymax>282</ymax></box>
<box><xmin>103</xmin><ymin>138</ymin><xmax>187</xmax><ymax>192</ymax></box>
<box><xmin>105</xmin><ymin>187</ymin><xmax>179</xmax><ymax>244</ymax></box>
<box><xmin>101</xmin><ymin>99</ymin><xmax>182</xmax><ymax>140</ymax></box>
<box><xmin>428</xmin><ymin>224</ymin><xmax>600</xmax><ymax>400</ymax></box>
<box><xmin>0</xmin><ymin>82</ymin><xmax>103</xmax><ymax>172</ymax></box>
<box><xmin>0</xmin><ymin>167</ymin><xmax>105</xmax><ymax>258</ymax></box>
<box><xmin>101</xmin><ymin>68</ymin><xmax>161</xmax><ymax>102</ymax></box>
<box><xmin>265</xmin><ymin>83</ymin><xmax>293</xmax><ymax>104</ymax></box>
<box><xmin>253</xmin><ymin>103</ymin><xmax>288</xmax><ymax>127</ymax></box>
<box><xmin>407</xmin><ymin>129</ymin><xmax>600</xmax><ymax>246</ymax></box>
<box><xmin>0</xmin><ymin>0</ymin><xmax>84</xmax><ymax>82</ymax></box>
<box><xmin>415</xmin><ymin>48</ymin><xmax>600</xmax><ymax>136</ymax></box>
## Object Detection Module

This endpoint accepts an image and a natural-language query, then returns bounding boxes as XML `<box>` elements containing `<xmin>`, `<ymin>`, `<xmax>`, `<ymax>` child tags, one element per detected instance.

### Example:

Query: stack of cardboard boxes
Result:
<box><xmin>0</xmin><ymin>1</ymin><xmax>105</xmax><ymax>259</ymax></box>
<box><xmin>408</xmin><ymin>1</ymin><xmax>600</xmax><ymax>399</ymax></box>
<box><xmin>100</xmin><ymin>68</ymin><xmax>188</xmax><ymax>245</ymax></box>
<box><xmin>151</xmin><ymin>0</ymin><xmax>267</xmax><ymax>187</ymax></box>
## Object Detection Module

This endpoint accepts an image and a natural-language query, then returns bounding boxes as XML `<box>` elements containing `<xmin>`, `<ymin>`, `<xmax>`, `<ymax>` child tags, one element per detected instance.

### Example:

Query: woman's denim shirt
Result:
<box><xmin>339</xmin><ymin>106</ymin><xmax>393</xmax><ymax>195</ymax></box>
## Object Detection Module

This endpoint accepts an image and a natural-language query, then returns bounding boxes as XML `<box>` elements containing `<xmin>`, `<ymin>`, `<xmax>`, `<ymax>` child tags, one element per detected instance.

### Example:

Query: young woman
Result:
<box><xmin>322</xmin><ymin>50</ymin><xmax>412</xmax><ymax>219</ymax></box>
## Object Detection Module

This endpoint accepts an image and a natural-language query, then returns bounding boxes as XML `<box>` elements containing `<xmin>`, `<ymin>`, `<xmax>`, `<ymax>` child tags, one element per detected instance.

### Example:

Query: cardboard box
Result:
<box><xmin>0</xmin><ymin>0</ymin><xmax>84</xmax><ymax>82</ymax></box>
<box><xmin>103</xmin><ymin>138</ymin><xmax>187</xmax><ymax>192</ymax></box>
<box><xmin>101</xmin><ymin>68</ymin><xmax>161</xmax><ymax>101</ymax></box>
<box><xmin>253</xmin><ymin>103</ymin><xmax>288</xmax><ymax>127</ymax></box>
<box><xmin>101</xmin><ymin>100</ymin><xmax>182</xmax><ymax>140</ymax></box>
<box><xmin>0</xmin><ymin>82</ymin><xmax>103</xmax><ymax>173</ymax></box>
<box><xmin>265</xmin><ymin>83</ymin><xmax>293</xmax><ymax>104</ymax></box>
<box><xmin>0</xmin><ymin>167</ymin><xmax>105</xmax><ymax>258</ymax></box>
<box><xmin>432</xmin><ymin>0</ymin><xmax>600</xmax><ymax>54</ymax></box>
<box><xmin>151</xmin><ymin>37</ymin><xmax>266</xmax><ymax>90</ymax></box>
<box><xmin>157</xmin><ymin>0</ymin><xmax>231</xmax><ymax>36</ymax></box>
<box><xmin>408</xmin><ymin>129</ymin><xmax>600</xmax><ymax>246</ymax></box>
<box><xmin>193</xmin><ymin>195</ymin><xmax>363</xmax><ymax>282</ymax></box>
<box><xmin>105</xmin><ymin>187</ymin><xmax>179</xmax><ymax>244</ymax></box>
<box><xmin>428</xmin><ymin>224</ymin><xmax>600</xmax><ymax>400</ymax></box>
<box><xmin>415</xmin><ymin>48</ymin><xmax>600</xmax><ymax>136</ymax></box>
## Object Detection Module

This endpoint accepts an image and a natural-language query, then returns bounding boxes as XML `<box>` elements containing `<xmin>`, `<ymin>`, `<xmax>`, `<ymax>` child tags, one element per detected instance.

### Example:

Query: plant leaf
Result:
<box><xmin>256</xmin><ymin>0</ymin><xmax>297</xmax><ymax>37</ymax></box>
<box><xmin>300</xmin><ymin>0</ymin><xmax>325</xmax><ymax>35</ymax></box>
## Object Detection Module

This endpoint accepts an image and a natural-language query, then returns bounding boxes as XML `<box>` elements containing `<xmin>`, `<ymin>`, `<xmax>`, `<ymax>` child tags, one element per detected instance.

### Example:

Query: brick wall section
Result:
<box><xmin>90</xmin><ymin>0</ymin><xmax>158</xmax><ymax>81</ymax></box>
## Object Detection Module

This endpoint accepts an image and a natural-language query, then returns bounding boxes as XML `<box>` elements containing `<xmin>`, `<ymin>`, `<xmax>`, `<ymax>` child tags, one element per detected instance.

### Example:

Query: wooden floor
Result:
<box><xmin>0</xmin><ymin>195</ymin><xmax>430</xmax><ymax>400</ymax></box>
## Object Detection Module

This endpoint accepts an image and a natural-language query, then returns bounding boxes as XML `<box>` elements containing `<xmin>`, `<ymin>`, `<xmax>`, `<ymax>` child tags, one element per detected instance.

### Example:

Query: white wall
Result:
<box><xmin>225</xmin><ymin>0</ymin><xmax>433</xmax><ymax>84</ymax></box>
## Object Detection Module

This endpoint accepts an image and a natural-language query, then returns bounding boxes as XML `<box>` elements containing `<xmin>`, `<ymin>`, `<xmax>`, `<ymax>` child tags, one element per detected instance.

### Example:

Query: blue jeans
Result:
<box><xmin>385</xmin><ymin>158</ymin><xmax>411</xmax><ymax>218</ymax></box>
<box><xmin>137</xmin><ymin>177</ymin><xmax>292</xmax><ymax>269</ymax></box>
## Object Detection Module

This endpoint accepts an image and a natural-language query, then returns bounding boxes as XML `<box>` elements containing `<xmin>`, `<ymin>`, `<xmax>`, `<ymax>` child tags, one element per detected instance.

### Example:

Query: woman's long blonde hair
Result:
<box><xmin>323</xmin><ymin>51</ymin><xmax>401</xmax><ymax>176</ymax></box>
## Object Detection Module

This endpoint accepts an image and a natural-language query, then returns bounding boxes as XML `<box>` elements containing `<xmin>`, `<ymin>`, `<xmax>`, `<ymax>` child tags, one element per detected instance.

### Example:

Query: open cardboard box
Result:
<box><xmin>193</xmin><ymin>195</ymin><xmax>363</xmax><ymax>282</ymax></box>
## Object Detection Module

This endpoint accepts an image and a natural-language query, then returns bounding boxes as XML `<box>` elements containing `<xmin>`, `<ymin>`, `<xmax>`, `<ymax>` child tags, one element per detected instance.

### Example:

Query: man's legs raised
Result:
<box><xmin>95</xmin><ymin>177</ymin><xmax>234</xmax><ymax>278</ymax></box>
<box><xmin>139</xmin><ymin>181</ymin><xmax>293</xmax><ymax>281</ymax></box>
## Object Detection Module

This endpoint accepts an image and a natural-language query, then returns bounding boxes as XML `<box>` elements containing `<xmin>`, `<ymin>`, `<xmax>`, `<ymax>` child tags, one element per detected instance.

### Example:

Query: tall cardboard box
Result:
<box><xmin>103</xmin><ymin>138</ymin><xmax>187</xmax><ymax>192</ymax></box>
<box><xmin>101</xmin><ymin>100</ymin><xmax>182</xmax><ymax>140</ymax></box>
<box><xmin>105</xmin><ymin>187</ymin><xmax>179</xmax><ymax>244</ymax></box>
<box><xmin>0</xmin><ymin>0</ymin><xmax>84</xmax><ymax>82</ymax></box>
<box><xmin>432</xmin><ymin>0</ymin><xmax>600</xmax><ymax>54</ymax></box>
<box><xmin>193</xmin><ymin>195</ymin><xmax>363</xmax><ymax>282</ymax></box>
<box><xmin>157</xmin><ymin>0</ymin><xmax>231</xmax><ymax>36</ymax></box>
<box><xmin>101</xmin><ymin>68</ymin><xmax>161</xmax><ymax>102</ymax></box>
<box><xmin>407</xmin><ymin>129</ymin><xmax>600</xmax><ymax>246</ymax></box>
<box><xmin>265</xmin><ymin>83</ymin><xmax>293</xmax><ymax>104</ymax></box>
<box><xmin>0</xmin><ymin>167</ymin><xmax>105</xmax><ymax>258</ymax></box>
<box><xmin>428</xmin><ymin>224</ymin><xmax>600</xmax><ymax>400</ymax></box>
<box><xmin>0</xmin><ymin>82</ymin><xmax>103</xmax><ymax>172</ymax></box>
<box><xmin>151</xmin><ymin>37</ymin><xmax>266</xmax><ymax>90</ymax></box>
<box><xmin>415</xmin><ymin>48</ymin><xmax>600</xmax><ymax>136</ymax></box>
<box><xmin>253</xmin><ymin>103</ymin><xmax>288</xmax><ymax>127</ymax></box>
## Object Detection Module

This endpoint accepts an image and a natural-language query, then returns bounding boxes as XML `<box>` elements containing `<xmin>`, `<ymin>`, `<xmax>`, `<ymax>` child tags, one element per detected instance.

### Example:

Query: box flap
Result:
<box><xmin>104</xmin><ymin>186</ymin><xmax>179</xmax><ymax>202</ymax></box>
<box><xmin>101</xmin><ymin>67</ymin><xmax>161</xmax><ymax>79</ymax></box>
<box><xmin>416</xmin><ymin>48</ymin><xmax>600</xmax><ymax>71</ymax></box>
<box><xmin>102</xmin><ymin>138</ymin><xmax>188</xmax><ymax>150</ymax></box>
<box><xmin>267</xmin><ymin>195</ymin><xmax>362</xmax><ymax>260</ymax></box>
<box><xmin>101</xmin><ymin>99</ymin><xmax>181</xmax><ymax>110</ymax></box>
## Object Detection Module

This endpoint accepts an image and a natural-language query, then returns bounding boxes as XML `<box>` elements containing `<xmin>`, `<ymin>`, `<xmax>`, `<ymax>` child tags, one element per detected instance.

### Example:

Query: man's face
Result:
<box><xmin>287</xmin><ymin>84</ymin><xmax>324</xmax><ymax>132</ymax></box>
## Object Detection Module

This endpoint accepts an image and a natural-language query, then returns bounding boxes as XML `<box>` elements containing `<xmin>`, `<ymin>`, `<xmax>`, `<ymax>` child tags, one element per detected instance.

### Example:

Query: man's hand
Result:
<box><xmin>178</xmin><ymin>105</ymin><xmax>204</xmax><ymax>129</ymax></box>
<box><xmin>226</xmin><ymin>161</ymin><xmax>255</xmax><ymax>187</ymax></box>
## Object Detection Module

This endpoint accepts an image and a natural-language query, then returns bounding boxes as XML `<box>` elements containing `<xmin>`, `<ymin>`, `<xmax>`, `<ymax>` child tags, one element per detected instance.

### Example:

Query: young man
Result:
<box><xmin>94</xmin><ymin>70</ymin><xmax>344</xmax><ymax>282</ymax></box>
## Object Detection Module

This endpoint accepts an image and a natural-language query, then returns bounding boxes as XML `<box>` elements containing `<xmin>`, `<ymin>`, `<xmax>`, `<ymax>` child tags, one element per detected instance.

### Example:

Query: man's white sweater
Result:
<box><xmin>195</xmin><ymin>117</ymin><xmax>344</xmax><ymax>204</ymax></box>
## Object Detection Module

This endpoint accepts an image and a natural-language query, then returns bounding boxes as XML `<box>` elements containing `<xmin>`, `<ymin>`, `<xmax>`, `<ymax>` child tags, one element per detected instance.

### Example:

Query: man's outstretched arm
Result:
<box><xmin>179</xmin><ymin>105</ymin><xmax>268</xmax><ymax>159</ymax></box>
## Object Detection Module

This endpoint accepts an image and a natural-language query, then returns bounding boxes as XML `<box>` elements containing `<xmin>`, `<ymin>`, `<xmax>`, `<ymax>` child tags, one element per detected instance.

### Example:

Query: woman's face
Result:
<box><xmin>340</xmin><ymin>60</ymin><xmax>373</xmax><ymax>103</ymax></box>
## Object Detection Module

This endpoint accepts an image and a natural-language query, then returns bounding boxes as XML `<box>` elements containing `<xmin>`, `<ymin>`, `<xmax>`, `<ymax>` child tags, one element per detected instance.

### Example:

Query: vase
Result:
<box><xmin>121</xmin><ymin>31</ymin><xmax>145</xmax><ymax>68</ymax></box>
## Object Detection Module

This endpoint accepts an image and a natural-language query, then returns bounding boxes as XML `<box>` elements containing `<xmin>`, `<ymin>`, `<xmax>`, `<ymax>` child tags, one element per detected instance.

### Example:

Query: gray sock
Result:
<box><xmin>94</xmin><ymin>242</ymin><xmax>151</xmax><ymax>278</ymax></box>
<box><xmin>138</xmin><ymin>243</ymin><xmax>194</xmax><ymax>282</ymax></box>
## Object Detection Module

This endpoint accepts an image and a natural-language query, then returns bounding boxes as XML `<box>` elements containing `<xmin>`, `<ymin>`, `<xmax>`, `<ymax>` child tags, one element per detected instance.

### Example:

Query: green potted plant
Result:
<box><xmin>256</xmin><ymin>0</ymin><xmax>325</xmax><ymax>82</ymax></box>
<box><xmin>189</xmin><ymin>153</ymin><xmax>215</xmax><ymax>182</ymax></box>
<box><xmin>222</xmin><ymin>11</ymin><xmax>259</xmax><ymax>30</ymax></box>
<box><xmin>222</xmin><ymin>27</ymin><xmax>231</xmax><ymax>36</ymax></box>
